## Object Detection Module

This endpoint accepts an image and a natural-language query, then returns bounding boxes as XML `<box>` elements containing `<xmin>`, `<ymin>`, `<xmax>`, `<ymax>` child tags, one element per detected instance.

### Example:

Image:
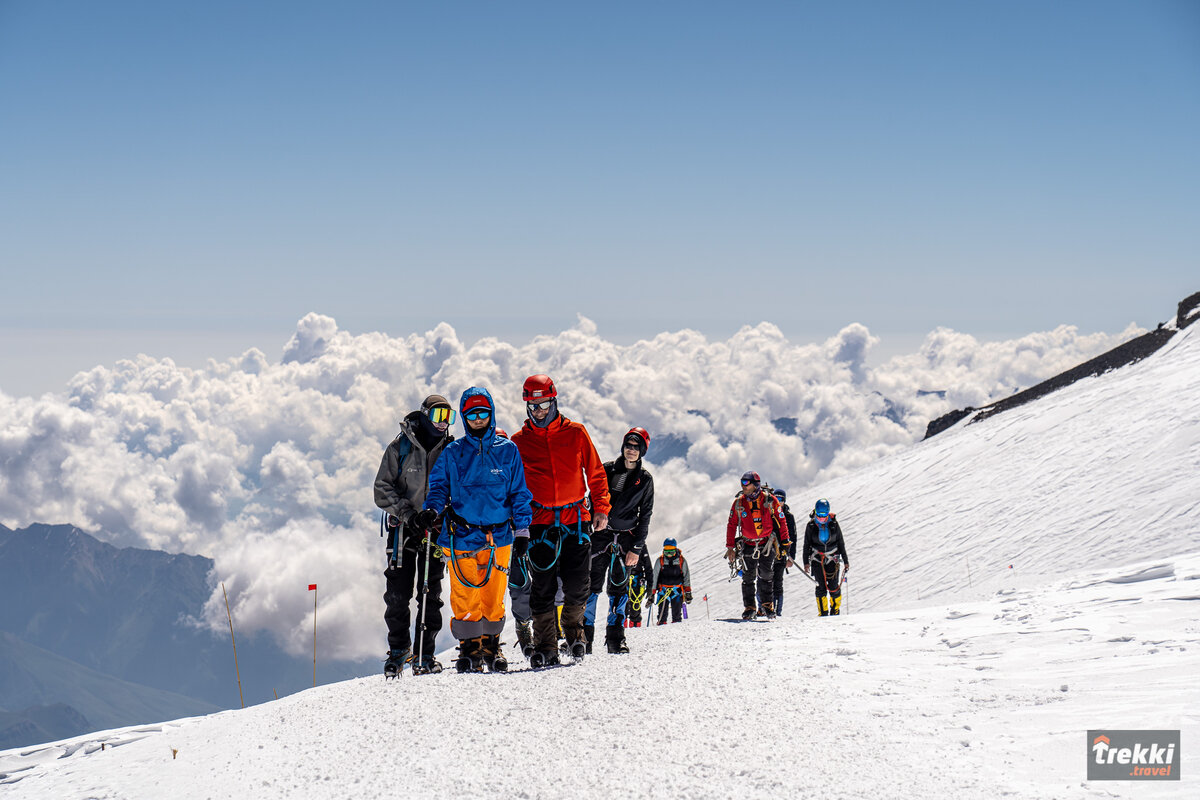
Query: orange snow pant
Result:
<box><xmin>443</xmin><ymin>544</ymin><xmax>512</xmax><ymax>639</ymax></box>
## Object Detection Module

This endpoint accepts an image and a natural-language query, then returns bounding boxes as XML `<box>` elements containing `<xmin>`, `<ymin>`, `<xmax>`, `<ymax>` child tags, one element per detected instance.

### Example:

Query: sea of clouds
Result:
<box><xmin>0</xmin><ymin>314</ymin><xmax>1140</xmax><ymax>660</ymax></box>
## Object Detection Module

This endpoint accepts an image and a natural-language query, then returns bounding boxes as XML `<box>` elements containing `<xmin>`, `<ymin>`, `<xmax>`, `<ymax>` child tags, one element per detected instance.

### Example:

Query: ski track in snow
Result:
<box><xmin>2</xmin><ymin>324</ymin><xmax>1198</xmax><ymax>798</ymax></box>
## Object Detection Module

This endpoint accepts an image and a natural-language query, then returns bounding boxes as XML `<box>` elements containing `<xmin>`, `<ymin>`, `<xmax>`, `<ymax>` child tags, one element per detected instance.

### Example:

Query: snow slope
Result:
<box><xmin>2</xmin><ymin>322</ymin><xmax>1197</xmax><ymax>799</ymax></box>
<box><xmin>684</xmin><ymin>317</ymin><xmax>1200</xmax><ymax>621</ymax></box>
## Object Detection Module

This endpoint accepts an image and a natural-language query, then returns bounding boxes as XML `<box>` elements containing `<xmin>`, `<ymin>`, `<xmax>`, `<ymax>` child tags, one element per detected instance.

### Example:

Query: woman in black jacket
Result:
<box><xmin>802</xmin><ymin>498</ymin><xmax>850</xmax><ymax>616</ymax></box>
<box><xmin>587</xmin><ymin>427</ymin><xmax>655</xmax><ymax>653</ymax></box>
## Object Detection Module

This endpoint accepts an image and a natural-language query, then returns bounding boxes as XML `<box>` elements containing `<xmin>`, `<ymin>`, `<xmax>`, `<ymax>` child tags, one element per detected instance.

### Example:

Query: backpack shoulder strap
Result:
<box><xmin>393</xmin><ymin>432</ymin><xmax>412</xmax><ymax>461</ymax></box>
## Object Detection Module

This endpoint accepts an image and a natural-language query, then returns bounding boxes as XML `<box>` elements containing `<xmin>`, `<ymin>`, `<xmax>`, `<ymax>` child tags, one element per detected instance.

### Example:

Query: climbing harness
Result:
<box><xmin>445</xmin><ymin>514</ymin><xmax>508</xmax><ymax>589</ymax></box>
<box><xmin>527</xmin><ymin>499</ymin><xmax>590</xmax><ymax>573</ymax></box>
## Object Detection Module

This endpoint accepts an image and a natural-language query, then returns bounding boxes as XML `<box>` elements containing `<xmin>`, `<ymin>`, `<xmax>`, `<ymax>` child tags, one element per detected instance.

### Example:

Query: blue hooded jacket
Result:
<box><xmin>424</xmin><ymin>387</ymin><xmax>533</xmax><ymax>551</ymax></box>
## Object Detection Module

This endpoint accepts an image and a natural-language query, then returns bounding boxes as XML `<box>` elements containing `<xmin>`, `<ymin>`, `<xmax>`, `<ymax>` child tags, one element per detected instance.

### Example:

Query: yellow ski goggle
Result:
<box><xmin>427</xmin><ymin>406</ymin><xmax>457</xmax><ymax>425</ymax></box>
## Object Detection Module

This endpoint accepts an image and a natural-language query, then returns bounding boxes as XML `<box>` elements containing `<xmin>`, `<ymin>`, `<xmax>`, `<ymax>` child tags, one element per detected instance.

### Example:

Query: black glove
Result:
<box><xmin>412</xmin><ymin>509</ymin><xmax>437</xmax><ymax>532</ymax></box>
<box><xmin>512</xmin><ymin>536</ymin><xmax>529</xmax><ymax>559</ymax></box>
<box><xmin>684</xmin><ymin>592</ymin><xmax>693</xmax><ymax>604</ymax></box>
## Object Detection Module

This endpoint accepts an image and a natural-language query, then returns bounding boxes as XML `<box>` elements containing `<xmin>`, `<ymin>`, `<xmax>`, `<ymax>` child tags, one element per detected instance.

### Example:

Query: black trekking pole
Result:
<box><xmin>415</xmin><ymin>519</ymin><xmax>436</xmax><ymax>672</ymax></box>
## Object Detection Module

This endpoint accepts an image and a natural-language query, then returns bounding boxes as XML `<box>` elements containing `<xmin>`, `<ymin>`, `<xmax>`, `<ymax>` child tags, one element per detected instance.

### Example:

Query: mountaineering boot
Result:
<box><xmin>741</xmin><ymin>606</ymin><xmax>756</xmax><ymax>621</ymax></box>
<box><xmin>604</xmin><ymin>624</ymin><xmax>626</xmax><ymax>654</ymax></box>
<box><xmin>531</xmin><ymin>611</ymin><xmax>561</xmax><ymax>668</ymax></box>
<box><xmin>756</xmin><ymin>605</ymin><xmax>766</xmax><ymax>618</ymax></box>
<box><xmin>411</xmin><ymin>655</ymin><xmax>444</xmax><ymax>675</ymax></box>
<box><xmin>764</xmin><ymin>602</ymin><xmax>776</xmax><ymax>620</ymax></box>
<box><xmin>830</xmin><ymin>595</ymin><xmax>842</xmax><ymax>616</ymax></box>
<box><xmin>532</xmin><ymin>610</ymin><xmax>558</xmax><ymax>653</ymax></box>
<box><xmin>515</xmin><ymin>618</ymin><xmax>534</xmax><ymax>658</ymax></box>
<box><xmin>560</xmin><ymin>602</ymin><xmax>588</xmax><ymax>662</ymax></box>
<box><xmin>455</xmin><ymin>637</ymin><xmax>484</xmax><ymax>673</ymax></box>
<box><xmin>818</xmin><ymin>596</ymin><xmax>830</xmax><ymax>617</ymax></box>
<box><xmin>481</xmin><ymin>634</ymin><xmax>508</xmax><ymax>673</ymax></box>
<box><xmin>383</xmin><ymin>647</ymin><xmax>410</xmax><ymax>679</ymax></box>
<box><xmin>584</xmin><ymin>624</ymin><xmax>595</xmax><ymax>655</ymax></box>
<box><xmin>529</xmin><ymin>648</ymin><xmax>561</xmax><ymax>669</ymax></box>
<box><xmin>560</xmin><ymin>604</ymin><xmax>586</xmax><ymax>653</ymax></box>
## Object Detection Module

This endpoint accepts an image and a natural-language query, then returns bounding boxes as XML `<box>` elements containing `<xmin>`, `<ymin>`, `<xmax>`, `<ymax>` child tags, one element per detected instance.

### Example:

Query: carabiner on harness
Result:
<box><xmin>606</xmin><ymin>541</ymin><xmax>629</xmax><ymax>589</ymax></box>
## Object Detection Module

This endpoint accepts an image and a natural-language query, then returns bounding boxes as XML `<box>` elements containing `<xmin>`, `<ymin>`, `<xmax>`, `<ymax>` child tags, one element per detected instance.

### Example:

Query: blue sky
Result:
<box><xmin>1</xmin><ymin>1</ymin><xmax>1197</xmax><ymax>396</ymax></box>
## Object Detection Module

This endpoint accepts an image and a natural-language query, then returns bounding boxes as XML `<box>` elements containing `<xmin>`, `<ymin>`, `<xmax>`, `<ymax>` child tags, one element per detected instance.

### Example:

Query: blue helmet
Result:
<box><xmin>814</xmin><ymin>498</ymin><xmax>830</xmax><ymax>517</ymax></box>
<box><xmin>663</xmin><ymin>538</ymin><xmax>677</xmax><ymax>548</ymax></box>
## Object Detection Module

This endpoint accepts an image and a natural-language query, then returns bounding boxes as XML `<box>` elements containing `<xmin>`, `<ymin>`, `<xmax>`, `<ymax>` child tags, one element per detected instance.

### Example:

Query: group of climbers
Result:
<box><xmin>374</xmin><ymin>375</ymin><xmax>651</xmax><ymax>675</ymax></box>
<box><xmin>373</xmin><ymin>375</ymin><xmax>849</xmax><ymax>677</ymax></box>
<box><xmin>723</xmin><ymin>474</ymin><xmax>849</xmax><ymax>619</ymax></box>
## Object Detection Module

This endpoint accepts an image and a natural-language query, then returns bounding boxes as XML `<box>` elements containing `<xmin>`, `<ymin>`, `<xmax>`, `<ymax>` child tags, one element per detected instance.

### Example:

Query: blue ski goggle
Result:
<box><xmin>463</xmin><ymin>408</ymin><xmax>492</xmax><ymax>421</ymax></box>
<box><xmin>427</xmin><ymin>406</ymin><xmax>456</xmax><ymax>425</ymax></box>
<box><xmin>815</xmin><ymin>512</ymin><xmax>829</xmax><ymax>522</ymax></box>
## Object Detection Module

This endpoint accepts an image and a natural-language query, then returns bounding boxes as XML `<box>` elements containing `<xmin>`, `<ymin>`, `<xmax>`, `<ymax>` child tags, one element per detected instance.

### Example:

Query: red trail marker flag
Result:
<box><xmin>308</xmin><ymin>584</ymin><xmax>318</xmax><ymax>685</ymax></box>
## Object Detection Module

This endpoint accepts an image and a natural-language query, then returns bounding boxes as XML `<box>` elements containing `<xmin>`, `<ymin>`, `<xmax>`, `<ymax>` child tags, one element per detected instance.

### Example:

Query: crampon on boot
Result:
<box><xmin>455</xmin><ymin>637</ymin><xmax>484</xmax><ymax>673</ymax></box>
<box><xmin>383</xmin><ymin>648</ymin><xmax>410</xmax><ymax>679</ymax></box>
<box><xmin>529</xmin><ymin>648</ymin><xmax>561</xmax><ymax>669</ymax></box>
<box><xmin>605</xmin><ymin>625</ymin><xmax>628</xmax><ymax>655</ymax></box>
<box><xmin>569</xmin><ymin>640</ymin><xmax>587</xmax><ymax>662</ymax></box>
<box><xmin>515</xmin><ymin>619</ymin><xmax>534</xmax><ymax>659</ymax></box>
<box><xmin>481</xmin><ymin>634</ymin><xmax>508</xmax><ymax>673</ymax></box>
<box><xmin>741</xmin><ymin>606</ymin><xmax>756</xmax><ymax>621</ymax></box>
<box><xmin>764</xmin><ymin>602</ymin><xmax>776</xmax><ymax>620</ymax></box>
<box><xmin>411</xmin><ymin>655</ymin><xmax>443</xmax><ymax>675</ymax></box>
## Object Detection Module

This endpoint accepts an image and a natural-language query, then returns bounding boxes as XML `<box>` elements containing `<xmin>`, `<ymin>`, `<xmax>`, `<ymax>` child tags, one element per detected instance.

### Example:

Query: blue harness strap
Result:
<box><xmin>444</xmin><ymin>515</ymin><xmax>509</xmax><ymax>589</ymax></box>
<box><xmin>528</xmin><ymin>499</ymin><xmax>590</xmax><ymax>572</ymax></box>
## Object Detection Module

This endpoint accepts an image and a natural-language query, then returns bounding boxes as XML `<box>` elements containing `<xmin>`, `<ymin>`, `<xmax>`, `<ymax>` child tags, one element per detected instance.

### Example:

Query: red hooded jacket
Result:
<box><xmin>512</xmin><ymin>414</ymin><xmax>612</xmax><ymax>526</ymax></box>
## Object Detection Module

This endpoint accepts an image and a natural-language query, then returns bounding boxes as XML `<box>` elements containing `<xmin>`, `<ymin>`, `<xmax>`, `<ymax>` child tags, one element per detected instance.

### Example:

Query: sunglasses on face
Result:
<box><xmin>464</xmin><ymin>409</ymin><xmax>492</xmax><ymax>421</ymax></box>
<box><xmin>741</xmin><ymin>479</ymin><xmax>758</xmax><ymax>486</ymax></box>
<box><xmin>427</xmin><ymin>407</ymin><xmax>456</xmax><ymax>425</ymax></box>
<box><xmin>527</xmin><ymin>400</ymin><xmax>553</xmax><ymax>412</ymax></box>
<box><xmin>624</xmin><ymin>442</ymin><xmax>641</xmax><ymax>450</ymax></box>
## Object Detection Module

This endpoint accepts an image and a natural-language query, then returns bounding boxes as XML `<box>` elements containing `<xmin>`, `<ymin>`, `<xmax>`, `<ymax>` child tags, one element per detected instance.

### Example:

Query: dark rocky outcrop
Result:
<box><xmin>925</xmin><ymin>292</ymin><xmax>1197</xmax><ymax>439</ymax></box>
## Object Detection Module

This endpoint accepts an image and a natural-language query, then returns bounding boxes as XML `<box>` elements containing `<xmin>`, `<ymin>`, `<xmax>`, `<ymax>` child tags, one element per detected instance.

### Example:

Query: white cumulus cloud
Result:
<box><xmin>0</xmin><ymin>314</ymin><xmax>1143</xmax><ymax>659</ymax></box>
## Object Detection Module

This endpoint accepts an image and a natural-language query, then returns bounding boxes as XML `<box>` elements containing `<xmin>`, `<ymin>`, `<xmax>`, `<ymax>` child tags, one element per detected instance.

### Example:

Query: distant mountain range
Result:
<box><xmin>0</xmin><ymin>523</ymin><xmax>373</xmax><ymax>749</ymax></box>
<box><xmin>0</xmin><ymin>632</ymin><xmax>217</xmax><ymax>750</ymax></box>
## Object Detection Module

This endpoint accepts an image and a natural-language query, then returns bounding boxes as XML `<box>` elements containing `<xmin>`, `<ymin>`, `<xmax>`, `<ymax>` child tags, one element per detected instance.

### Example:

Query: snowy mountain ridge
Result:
<box><xmin>2</xmin><ymin>317</ymin><xmax>1197</xmax><ymax>798</ymax></box>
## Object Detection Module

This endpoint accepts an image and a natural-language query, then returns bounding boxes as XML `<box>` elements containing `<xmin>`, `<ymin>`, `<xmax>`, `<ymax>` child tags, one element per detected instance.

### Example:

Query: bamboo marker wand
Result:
<box><xmin>222</xmin><ymin>582</ymin><xmax>244</xmax><ymax>709</ymax></box>
<box><xmin>308</xmin><ymin>583</ymin><xmax>318</xmax><ymax>687</ymax></box>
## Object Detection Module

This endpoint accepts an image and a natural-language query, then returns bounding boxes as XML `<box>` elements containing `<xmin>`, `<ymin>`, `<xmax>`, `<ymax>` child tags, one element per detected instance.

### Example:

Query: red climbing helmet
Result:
<box><xmin>522</xmin><ymin>374</ymin><xmax>557</xmax><ymax>402</ymax></box>
<box><xmin>624</xmin><ymin>427</ymin><xmax>650</xmax><ymax>453</ymax></box>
